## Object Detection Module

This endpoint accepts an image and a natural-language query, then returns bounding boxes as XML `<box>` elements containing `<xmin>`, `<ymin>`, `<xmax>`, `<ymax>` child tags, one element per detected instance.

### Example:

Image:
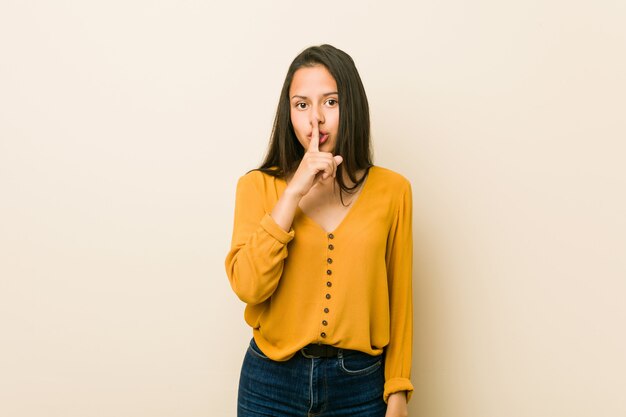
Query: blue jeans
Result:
<box><xmin>238</xmin><ymin>338</ymin><xmax>387</xmax><ymax>416</ymax></box>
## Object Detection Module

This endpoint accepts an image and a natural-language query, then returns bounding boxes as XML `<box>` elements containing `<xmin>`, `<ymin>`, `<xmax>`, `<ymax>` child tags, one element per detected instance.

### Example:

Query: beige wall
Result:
<box><xmin>1</xmin><ymin>1</ymin><xmax>625</xmax><ymax>416</ymax></box>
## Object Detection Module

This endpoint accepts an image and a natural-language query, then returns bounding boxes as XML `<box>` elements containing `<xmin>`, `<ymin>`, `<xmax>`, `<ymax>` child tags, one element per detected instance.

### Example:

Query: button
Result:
<box><xmin>326</xmin><ymin>281</ymin><xmax>332</xmax><ymax>287</ymax></box>
<box><xmin>327</xmin><ymin>258</ymin><xmax>333</xmax><ymax>264</ymax></box>
<box><xmin>328</xmin><ymin>244</ymin><xmax>334</xmax><ymax>250</ymax></box>
<box><xmin>325</xmin><ymin>293</ymin><xmax>331</xmax><ymax>299</ymax></box>
<box><xmin>326</xmin><ymin>269</ymin><xmax>332</xmax><ymax>275</ymax></box>
<box><xmin>324</xmin><ymin>308</ymin><xmax>329</xmax><ymax>313</ymax></box>
<box><xmin>328</xmin><ymin>233</ymin><xmax>334</xmax><ymax>239</ymax></box>
<box><xmin>321</xmin><ymin>332</ymin><xmax>327</xmax><ymax>338</ymax></box>
<box><xmin>322</xmin><ymin>320</ymin><xmax>328</xmax><ymax>326</ymax></box>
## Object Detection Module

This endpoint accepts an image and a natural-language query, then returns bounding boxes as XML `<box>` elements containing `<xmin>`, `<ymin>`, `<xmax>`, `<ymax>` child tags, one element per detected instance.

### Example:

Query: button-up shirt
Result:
<box><xmin>225</xmin><ymin>165</ymin><xmax>414</xmax><ymax>402</ymax></box>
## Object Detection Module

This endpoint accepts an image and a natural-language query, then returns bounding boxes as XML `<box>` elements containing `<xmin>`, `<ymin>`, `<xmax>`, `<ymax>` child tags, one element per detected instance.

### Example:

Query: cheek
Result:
<box><xmin>329</xmin><ymin>108</ymin><xmax>340</xmax><ymax>126</ymax></box>
<box><xmin>290</xmin><ymin>113</ymin><xmax>306</xmax><ymax>135</ymax></box>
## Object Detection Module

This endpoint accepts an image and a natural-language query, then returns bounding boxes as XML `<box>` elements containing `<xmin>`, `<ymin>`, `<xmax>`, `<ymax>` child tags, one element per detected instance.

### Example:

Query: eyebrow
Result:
<box><xmin>290</xmin><ymin>92</ymin><xmax>339</xmax><ymax>100</ymax></box>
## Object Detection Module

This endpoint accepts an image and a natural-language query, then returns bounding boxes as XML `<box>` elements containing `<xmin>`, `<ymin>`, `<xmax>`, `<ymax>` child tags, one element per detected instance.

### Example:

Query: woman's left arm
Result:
<box><xmin>383</xmin><ymin>180</ymin><xmax>415</xmax><ymax>404</ymax></box>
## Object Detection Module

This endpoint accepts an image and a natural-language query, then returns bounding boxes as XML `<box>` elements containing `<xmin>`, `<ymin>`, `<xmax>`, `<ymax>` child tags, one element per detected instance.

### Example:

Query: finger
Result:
<box><xmin>332</xmin><ymin>155</ymin><xmax>342</xmax><ymax>178</ymax></box>
<box><xmin>327</xmin><ymin>158</ymin><xmax>336</xmax><ymax>180</ymax></box>
<box><xmin>309</xmin><ymin>159</ymin><xmax>333</xmax><ymax>181</ymax></box>
<box><xmin>308</xmin><ymin>119</ymin><xmax>319</xmax><ymax>153</ymax></box>
<box><xmin>309</xmin><ymin>154</ymin><xmax>335</xmax><ymax>177</ymax></box>
<box><xmin>309</xmin><ymin>154</ymin><xmax>340</xmax><ymax>180</ymax></box>
<box><xmin>316</xmin><ymin>161</ymin><xmax>333</xmax><ymax>181</ymax></box>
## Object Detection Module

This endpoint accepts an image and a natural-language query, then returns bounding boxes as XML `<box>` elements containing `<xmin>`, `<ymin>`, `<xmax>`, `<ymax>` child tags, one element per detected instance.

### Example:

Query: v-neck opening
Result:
<box><xmin>295</xmin><ymin>166</ymin><xmax>375</xmax><ymax>235</ymax></box>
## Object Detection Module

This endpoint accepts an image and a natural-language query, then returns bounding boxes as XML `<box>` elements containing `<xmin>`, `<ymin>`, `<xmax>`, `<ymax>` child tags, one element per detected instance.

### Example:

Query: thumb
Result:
<box><xmin>334</xmin><ymin>155</ymin><xmax>343</xmax><ymax>166</ymax></box>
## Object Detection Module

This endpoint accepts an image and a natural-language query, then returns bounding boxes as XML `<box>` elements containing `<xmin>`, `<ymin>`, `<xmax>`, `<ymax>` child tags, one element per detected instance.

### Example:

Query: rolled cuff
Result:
<box><xmin>260</xmin><ymin>213</ymin><xmax>294</xmax><ymax>244</ymax></box>
<box><xmin>383</xmin><ymin>377</ymin><xmax>414</xmax><ymax>403</ymax></box>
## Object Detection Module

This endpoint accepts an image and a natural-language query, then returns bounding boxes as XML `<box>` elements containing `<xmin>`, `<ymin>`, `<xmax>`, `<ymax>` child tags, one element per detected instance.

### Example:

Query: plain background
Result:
<box><xmin>1</xmin><ymin>1</ymin><xmax>625</xmax><ymax>416</ymax></box>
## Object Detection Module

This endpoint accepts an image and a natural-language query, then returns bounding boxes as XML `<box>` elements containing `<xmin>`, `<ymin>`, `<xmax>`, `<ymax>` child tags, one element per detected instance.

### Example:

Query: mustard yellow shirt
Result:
<box><xmin>225</xmin><ymin>165</ymin><xmax>414</xmax><ymax>402</ymax></box>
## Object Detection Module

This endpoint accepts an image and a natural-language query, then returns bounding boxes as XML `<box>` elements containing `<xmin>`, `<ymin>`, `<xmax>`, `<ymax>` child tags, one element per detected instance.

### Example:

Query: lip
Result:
<box><xmin>308</xmin><ymin>130</ymin><xmax>329</xmax><ymax>137</ymax></box>
<box><xmin>309</xmin><ymin>132</ymin><xmax>329</xmax><ymax>145</ymax></box>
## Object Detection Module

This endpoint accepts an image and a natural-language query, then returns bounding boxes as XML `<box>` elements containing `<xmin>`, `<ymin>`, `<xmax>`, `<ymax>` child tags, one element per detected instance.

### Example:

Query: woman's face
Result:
<box><xmin>289</xmin><ymin>65</ymin><xmax>339</xmax><ymax>154</ymax></box>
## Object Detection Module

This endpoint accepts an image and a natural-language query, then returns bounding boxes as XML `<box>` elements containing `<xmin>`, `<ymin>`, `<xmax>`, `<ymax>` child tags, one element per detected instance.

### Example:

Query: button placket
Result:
<box><xmin>321</xmin><ymin>232</ymin><xmax>336</xmax><ymax>339</ymax></box>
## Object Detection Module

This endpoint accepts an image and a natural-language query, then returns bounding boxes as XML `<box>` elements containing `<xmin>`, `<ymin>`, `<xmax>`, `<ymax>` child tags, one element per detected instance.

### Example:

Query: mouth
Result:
<box><xmin>310</xmin><ymin>131</ymin><xmax>330</xmax><ymax>145</ymax></box>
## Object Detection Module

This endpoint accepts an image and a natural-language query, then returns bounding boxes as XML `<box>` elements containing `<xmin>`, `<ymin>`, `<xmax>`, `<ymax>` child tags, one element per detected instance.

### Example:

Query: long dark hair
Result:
<box><xmin>258</xmin><ymin>44</ymin><xmax>373</xmax><ymax>200</ymax></box>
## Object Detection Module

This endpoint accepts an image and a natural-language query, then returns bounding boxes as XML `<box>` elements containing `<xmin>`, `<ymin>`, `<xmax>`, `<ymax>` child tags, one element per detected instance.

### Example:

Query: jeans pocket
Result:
<box><xmin>247</xmin><ymin>337</ymin><xmax>270</xmax><ymax>360</ymax></box>
<box><xmin>338</xmin><ymin>351</ymin><xmax>383</xmax><ymax>376</ymax></box>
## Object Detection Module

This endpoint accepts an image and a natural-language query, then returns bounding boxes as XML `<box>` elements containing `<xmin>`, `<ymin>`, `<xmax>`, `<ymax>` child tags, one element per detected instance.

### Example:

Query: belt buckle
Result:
<box><xmin>301</xmin><ymin>343</ymin><xmax>338</xmax><ymax>358</ymax></box>
<box><xmin>301</xmin><ymin>344</ymin><xmax>321</xmax><ymax>358</ymax></box>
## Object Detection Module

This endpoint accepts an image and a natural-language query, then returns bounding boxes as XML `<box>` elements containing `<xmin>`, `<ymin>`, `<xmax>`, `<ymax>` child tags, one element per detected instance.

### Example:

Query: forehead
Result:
<box><xmin>289</xmin><ymin>65</ymin><xmax>337</xmax><ymax>95</ymax></box>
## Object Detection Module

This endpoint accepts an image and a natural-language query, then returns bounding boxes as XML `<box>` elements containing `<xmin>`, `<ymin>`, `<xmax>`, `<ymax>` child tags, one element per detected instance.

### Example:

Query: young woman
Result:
<box><xmin>225</xmin><ymin>44</ymin><xmax>413</xmax><ymax>417</ymax></box>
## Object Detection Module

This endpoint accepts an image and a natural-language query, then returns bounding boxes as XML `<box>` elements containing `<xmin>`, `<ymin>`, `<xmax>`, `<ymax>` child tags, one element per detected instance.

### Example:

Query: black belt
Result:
<box><xmin>301</xmin><ymin>343</ymin><xmax>340</xmax><ymax>358</ymax></box>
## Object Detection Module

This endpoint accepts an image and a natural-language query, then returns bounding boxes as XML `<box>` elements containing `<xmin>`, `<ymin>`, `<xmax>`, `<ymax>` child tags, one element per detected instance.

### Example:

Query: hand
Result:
<box><xmin>385</xmin><ymin>392</ymin><xmax>408</xmax><ymax>417</ymax></box>
<box><xmin>285</xmin><ymin>119</ymin><xmax>343</xmax><ymax>198</ymax></box>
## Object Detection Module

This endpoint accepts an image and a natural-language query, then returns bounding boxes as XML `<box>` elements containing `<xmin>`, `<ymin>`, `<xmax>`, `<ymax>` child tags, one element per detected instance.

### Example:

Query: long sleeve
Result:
<box><xmin>225</xmin><ymin>172</ymin><xmax>294</xmax><ymax>305</ymax></box>
<box><xmin>383</xmin><ymin>181</ymin><xmax>415</xmax><ymax>402</ymax></box>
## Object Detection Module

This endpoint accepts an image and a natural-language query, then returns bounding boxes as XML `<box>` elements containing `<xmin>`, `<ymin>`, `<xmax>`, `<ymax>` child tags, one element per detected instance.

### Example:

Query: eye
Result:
<box><xmin>325</xmin><ymin>99</ymin><xmax>338</xmax><ymax>107</ymax></box>
<box><xmin>295</xmin><ymin>102</ymin><xmax>308</xmax><ymax>110</ymax></box>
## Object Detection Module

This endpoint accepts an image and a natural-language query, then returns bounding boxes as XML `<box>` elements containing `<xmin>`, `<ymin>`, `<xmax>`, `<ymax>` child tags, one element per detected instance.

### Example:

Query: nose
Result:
<box><xmin>310</xmin><ymin>104</ymin><xmax>325</xmax><ymax>126</ymax></box>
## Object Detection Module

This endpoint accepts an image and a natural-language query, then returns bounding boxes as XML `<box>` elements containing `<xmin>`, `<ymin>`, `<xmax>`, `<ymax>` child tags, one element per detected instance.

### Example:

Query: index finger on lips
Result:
<box><xmin>309</xmin><ymin>119</ymin><xmax>319</xmax><ymax>153</ymax></box>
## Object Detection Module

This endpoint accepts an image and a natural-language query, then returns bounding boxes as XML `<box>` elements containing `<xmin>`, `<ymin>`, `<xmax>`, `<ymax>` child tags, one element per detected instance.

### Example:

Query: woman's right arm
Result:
<box><xmin>269</xmin><ymin>120</ymin><xmax>342</xmax><ymax>231</ymax></box>
<box><xmin>225</xmin><ymin>173</ymin><xmax>296</xmax><ymax>305</ymax></box>
<box><xmin>225</xmin><ymin>122</ymin><xmax>342</xmax><ymax>304</ymax></box>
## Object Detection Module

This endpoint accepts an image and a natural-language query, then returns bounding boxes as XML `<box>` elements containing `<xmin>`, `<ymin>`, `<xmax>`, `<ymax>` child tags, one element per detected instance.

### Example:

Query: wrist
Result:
<box><xmin>283</xmin><ymin>184</ymin><xmax>304</xmax><ymax>200</ymax></box>
<box><xmin>388</xmin><ymin>391</ymin><xmax>407</xmax><ymax>402</ymax></box>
